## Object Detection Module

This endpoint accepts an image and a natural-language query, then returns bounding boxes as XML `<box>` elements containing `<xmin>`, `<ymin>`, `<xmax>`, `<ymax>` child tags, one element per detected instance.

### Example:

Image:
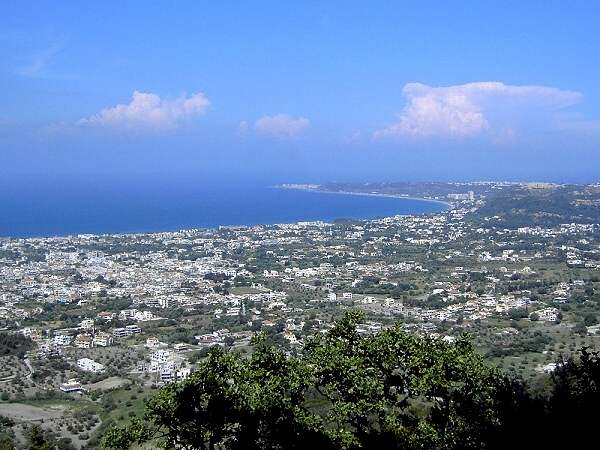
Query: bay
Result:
<box><xmin>0</xmin><ymin>182</ymin><xmax>446</xmax><ymax>238</ymax></box>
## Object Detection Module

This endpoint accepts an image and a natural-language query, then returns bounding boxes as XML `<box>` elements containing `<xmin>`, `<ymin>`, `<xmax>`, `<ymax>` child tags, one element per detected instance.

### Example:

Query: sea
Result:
<box><xmin>0</xmin><ymin>181</ymin><xmax>447</xmax><ymax>238</ymax></box>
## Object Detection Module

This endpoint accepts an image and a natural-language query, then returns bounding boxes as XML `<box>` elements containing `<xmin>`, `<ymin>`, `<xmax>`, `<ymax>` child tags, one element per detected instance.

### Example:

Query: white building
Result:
<box><xmin>60</xmin><ymin>379</ymin><xmax>84</xmax><ymax>393</ymax></box>
<box><xmin>93</xmin><ymin>332</ymin><xmax>113</xmax><ymax>347</ymax></box>
<box><xmin>541</xmin><ymin>363</ymin><xmax>558</xmax><ymax>373</ymax></box>
<box><xmin>74</xmin><ymin>334</ymin><xmax>93</xmax><ymax>349</ymax></box>
<box><xmin>534</xmin><ymin>307</ymin><xmax>560</xmax><ymax>322</ymax></box>
<box><xmin>145</xmin><ymin>337</ymin><xmax>161</xmax><ymax>348</ymax></box>
<box><xmin>119</xmin><ymin>309</ymin><xmax>139</xmax><ymax>320</ymax></box>
<box><xmin>112</xmin><ymin>327</ymin><xmax>128</xmax><ymax>338</ymax></box>
<box><xmin>151</xmin><ymin>350</ymin><xmax>171</xmax><ymax>364</ymax></box>
<box><xmin>160</xmin><ymin>366</ymin><xmax>192</xmax><ymax>383</ymax></box>
<box><xmin>134</xmin><ymin>311</ymin><xmax>155</xmax><ymax>322</ymax></box>
<box><xmin>112</xmin><ymin>324</ymin><xmax>141</xmax><ymax>337</ymax></box>
<box><xmin>125</xmin><ymin>324</ymin><xmax>142</xmax><ymax>334</ymax></box>
<box><xmin>79</xmin><ymin>318</ymin><xmax>95</xmax><ymax>330</ymax></box>
<box><xmin>53</xmin><ymin>334</ymin><xmax>72</xmax><ymax>346</ymax></box>
<box><xmin>158</xmin><ymin>297</ymin><xmax>171</xmax><ymax>309</ymax></box>
<box><xmin>77</xmin><ymin>358</ymin><xmax>105</xmax><ymax>373</ymax></box>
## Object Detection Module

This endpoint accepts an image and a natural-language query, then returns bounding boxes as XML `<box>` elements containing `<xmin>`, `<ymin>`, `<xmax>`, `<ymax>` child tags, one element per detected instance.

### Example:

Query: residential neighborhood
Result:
<box><xmin>1</xmin><ymin>182</ymin><xmax>600</xmax><ymax>447</ymax></box>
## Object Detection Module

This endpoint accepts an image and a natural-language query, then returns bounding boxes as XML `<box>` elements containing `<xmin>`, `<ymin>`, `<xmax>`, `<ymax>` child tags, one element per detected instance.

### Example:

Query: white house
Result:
<box><xmin>145</xmin><ymin>337</ymin><xmax>161</xmax><ymax>348</ymax></box>
<box><xmin>53</xmin><ymin>334</ymin><xmax>72</xmax><ymax>346</ymax></box>
<box><xmin>79</xmin><ymin>318</ymin><xmax>95</xmax><ymax>330</ymax></box>
<box><xmin>134</xmin><ymin>311</ymin><xmax>155</xmax><ymax>322</ymax></box>
<box><xmin>77</xmin><ymin>358</ymin><xmax>105</xmax><ymax>373</ymax></box>
<box><xmin>74</xmin><ymin>334</ymin><xmax>93</xmax><ymax>349</ymax></box>
<box><xmin>93</xmin><ymin>332</ymin><xmax>113</xmax><ymax>347</ymax></box>
<box><xmin>533</xmin><ymin>308</ymin><xmax>560</xmax><ymax>322</ymax></box>
<box><xmin>151</xmin><ymin>350</ymin><xmax>171</xmax><ymax>364</ymax></box>
<box><xmin>112</xmin><ymin>328</ymin><xmax>128</xmax><ymax>338</ymax></box>
<box><xmin>60</xmin><ymin>379</ymin><xmax>84</xmax><ymax>393</ymax></box>
<box><xmin>125</xmin><ymin>324</ymin><xmax>142</xmax><ymax>334</ymax></box>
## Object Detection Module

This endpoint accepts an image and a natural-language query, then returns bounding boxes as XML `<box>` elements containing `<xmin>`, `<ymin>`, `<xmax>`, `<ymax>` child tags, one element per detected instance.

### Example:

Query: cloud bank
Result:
<box><xmin>374</xmin><ymin>82</ymin><xmax>582</xmax><ymax>139</ymax></box>
<box><xmin>254</xmin><ymin>114</ymin><xmax>310</xmax><ymax>137</ymax></box>
<box><xmin>79</xmin><ymin>91</ymin><xmax>210</xmax><ymax>131</ymax></box>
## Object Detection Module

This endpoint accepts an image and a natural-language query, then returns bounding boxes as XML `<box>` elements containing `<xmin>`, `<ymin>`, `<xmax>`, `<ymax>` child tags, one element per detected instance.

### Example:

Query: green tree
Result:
<box><xmin>546</xmin><ymin>347</ymin><xmax>600</xmax><ymax>448</ymax></box>
<box><xmin>573</xmin><ymin>322</ymin><xmax>587</xmax><ymax>335</ymax></box>
<box><xmin>0</xmin><ymin>438</ymin><xmax>15</xmax><ymax>450</ymax></box>
<box><xmin>103</xmin><ymin>311</ymin><xmax>537</xmax><ymax>450</ymax></box>
<box><xmin>25</xmin><ymin>425</ymin><xmax>51</xmax><ymax>450</ymax></box>
<box><xmin>583</xmin><ymin>313</ymin><xmax>598</xmax><ymax>327</ymax></box>
<box><xmin>509</xmin><ymin>308</ymin><xmax>528</xmax><ymax>320</ymax></box>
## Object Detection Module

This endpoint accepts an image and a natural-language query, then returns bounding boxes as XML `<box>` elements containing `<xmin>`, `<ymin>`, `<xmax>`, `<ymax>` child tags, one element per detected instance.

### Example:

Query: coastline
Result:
<box><xmin>1</xmin><ymin>186</ymin><xmax>449</xmax><ymax>239</ymax></box>
<box><xmin>276</xmin><ymin>185</ymin><xmax>453</xmax><ymax>209</ymax></box>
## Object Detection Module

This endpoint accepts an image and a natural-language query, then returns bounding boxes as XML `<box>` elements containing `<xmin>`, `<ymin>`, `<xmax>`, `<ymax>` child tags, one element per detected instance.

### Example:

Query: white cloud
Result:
<box><xmin>79</xmin><ymin>91</ymin><xmax>210</xmax><ymax>131</ymax></box>
<box><xmin>374</xmin><ymin>81</ymin><xmax>582</xmax><ymax>139</ymax></box>
<box><xmin>238</xmin><ymin>120</ymin><xmax>249</xmax><ymax>134</ymax></box>
<box><xmin>254</xmin><ymin>114</ymin><xmax>309</xmax><ymax>137</ymax></box>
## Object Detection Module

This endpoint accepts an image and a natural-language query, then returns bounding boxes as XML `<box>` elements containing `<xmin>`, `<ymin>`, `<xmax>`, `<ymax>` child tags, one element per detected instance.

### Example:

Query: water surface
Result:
<box><xmin>0</xmin><ymin>181</ymin><xmax>446</xmax><ymax>237</ymax></box>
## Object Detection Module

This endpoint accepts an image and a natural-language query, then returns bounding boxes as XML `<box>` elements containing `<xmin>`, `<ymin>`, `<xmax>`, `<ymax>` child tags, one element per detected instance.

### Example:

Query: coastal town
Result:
<box><xmin>4</xmin><ymin>1</ymin><xmax>600</xmax><ymax>446</ymax></box>
<box><xmin>1</xmin><ymin>181</ymin><xmax>600</xmax><ymax>447</ymax></box>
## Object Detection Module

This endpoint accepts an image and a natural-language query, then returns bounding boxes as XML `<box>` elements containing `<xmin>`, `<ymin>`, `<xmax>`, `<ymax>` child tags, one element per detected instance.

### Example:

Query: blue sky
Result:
<box><xmin>1</xmin><ymin>1</ymin><xmax>600</xmax><ymax>184</ymax></box>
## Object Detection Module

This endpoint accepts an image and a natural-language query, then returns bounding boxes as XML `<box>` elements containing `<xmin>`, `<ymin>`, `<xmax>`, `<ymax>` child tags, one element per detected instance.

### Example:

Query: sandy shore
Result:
<box><xmin>276</xmin><ymin>185</ymin><xmax>452</xmax><ymax>209</ymax></box>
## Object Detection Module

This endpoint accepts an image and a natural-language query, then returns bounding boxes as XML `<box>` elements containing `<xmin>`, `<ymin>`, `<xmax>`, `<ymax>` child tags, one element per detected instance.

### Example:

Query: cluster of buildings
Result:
<box><xmin>0</xmin><ymin>182</ymin><xmax>599</xmax><ymax>390</ymax></box>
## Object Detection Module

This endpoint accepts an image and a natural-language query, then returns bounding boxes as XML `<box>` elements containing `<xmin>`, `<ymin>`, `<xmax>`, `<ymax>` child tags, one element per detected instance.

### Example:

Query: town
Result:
<box><xmin>1</xmin><ymin>181</ymin><xmax>600</xmax><ymax>448</ymax></box>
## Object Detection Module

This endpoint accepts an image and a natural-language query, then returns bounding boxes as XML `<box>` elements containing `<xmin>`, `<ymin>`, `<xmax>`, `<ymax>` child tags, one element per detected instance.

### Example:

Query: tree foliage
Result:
<box><xmin>0</xmin><ymin>332</ymin><xmax>33</xmax><ymax>358</ymax></box>
<box><xmin>103</xmin><ymin>311</ymin><xmax>544</xmax><ymax>449</ymax></box>
<box><xmin>102</xmin><ymin>315</ymin><xmax>600</xmax><ymax>449</ymax></box>
<box><xmin>545</xmin><ymin>347</ymin><xmax>600</xmax><ymax>447</ymax></box>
